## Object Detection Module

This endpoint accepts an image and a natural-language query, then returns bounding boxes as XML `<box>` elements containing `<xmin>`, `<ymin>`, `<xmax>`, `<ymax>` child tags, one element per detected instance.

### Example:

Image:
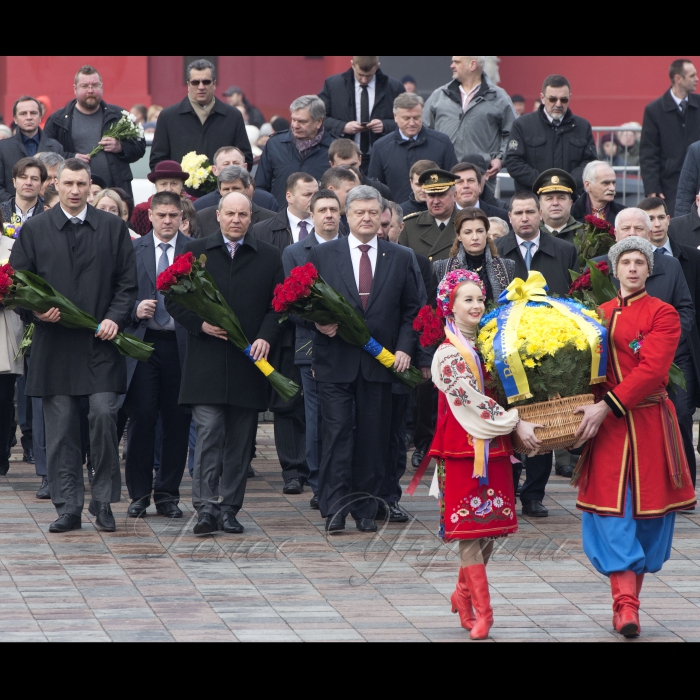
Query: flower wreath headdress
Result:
<box><xmin>436</xmin><ymin>270</ymin><xmax>486</xmax><ymax>318</ymax></box>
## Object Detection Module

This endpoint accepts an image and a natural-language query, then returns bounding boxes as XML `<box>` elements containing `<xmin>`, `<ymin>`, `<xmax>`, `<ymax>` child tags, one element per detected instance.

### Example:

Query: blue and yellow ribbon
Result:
<box><xmin>362</xmin><ymin>337</ymin><xmax>396</xmax><ymax>369</ymax></box>
<box><xmin>243</xmin><ymin>344</ymin><xmax>275</xmax><ymax>377</ymax></box>
<box><xmin>494</xmin><ymin>271</ymin><xmax>607</xmax><ymax>403</ymax></box>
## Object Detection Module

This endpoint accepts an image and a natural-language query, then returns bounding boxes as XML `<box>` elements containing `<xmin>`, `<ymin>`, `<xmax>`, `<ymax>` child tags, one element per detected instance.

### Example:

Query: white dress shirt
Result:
<box><xmin>14</xmin><ymin>202</ymin><xmax>36</xmax><ymax>224</ymax></box>
<box><xmin>398</xmin><ymin>130</ymin><xmax>418</xmax><ymax>141</ymax></box>
<box><xmin>150</xmin><ymin>236</ymin><xmax>176</xmax><ymax>330</ymax></box>
<box><xmin>313</xmin><ymin>231</ymin><xmax>338</xmax><ymax>244</ymax></box>
<box><xmin>657</xmin><ymin>238</ymin><xmax>674</xmax><ymax>256</ymax></box>
<box><xmin>515</xmin><ymin>232</ymin><xmax>541</xmax><ymax>262</ymax></box>
<box><xmin>287</xmin><ymin>209</ymin><xmax>314</xmax><ymax>243</ymax></box>
<box><xmin>348</xmin><ymin>233</ymin><xmax>378</xmax><ymax>291</ymax></box>
<box><xmin>459</xmin><ymin>83</ymin><xmax>480</xmax><ymax>111</ymax></box>
<box><xmin>61</xmin><ymin>205</ymin><xmax>87</xmax><ymax>222</ymax></box>
<box><xmin>354</xmin><ymin>76</ymin><xmax>376</xmax><ymax>148</ymax></box>
<box><xmin>670</xmin><ymin>89</ymin><xmax>688</xmax><ymax>111</ymax></box>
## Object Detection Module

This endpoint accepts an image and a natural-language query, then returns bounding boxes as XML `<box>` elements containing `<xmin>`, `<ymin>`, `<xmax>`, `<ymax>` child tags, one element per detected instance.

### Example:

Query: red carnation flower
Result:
<box><xmin>595</xmin><ymin>261</ymin><xmax>610</xmax><ymax>275</ymax></box>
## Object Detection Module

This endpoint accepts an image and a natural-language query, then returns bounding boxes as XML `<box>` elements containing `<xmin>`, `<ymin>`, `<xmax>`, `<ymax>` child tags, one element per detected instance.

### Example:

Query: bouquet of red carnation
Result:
<box><xmin>157</xmin><ymin>252</ymin><xmax>299</xmax><ymax>402</ymax></box>
<box><xmin>413</xmin><ymin>305</ymin><xmax>445</xmax><ymax>348</ymax></box>
<box><xmin>0</xmin><ymin>263</ymin><xmax>153</xmax><ymax>362</ymax></box>
<box><xmin>273</xmin><ymin>262</ymin><xmax>423</xmax><ymax>389</ymax></box>
<box><xmin>573</xmin><ymin>214</ymin><xmax>616</xmax><ymax>270</ymax></box>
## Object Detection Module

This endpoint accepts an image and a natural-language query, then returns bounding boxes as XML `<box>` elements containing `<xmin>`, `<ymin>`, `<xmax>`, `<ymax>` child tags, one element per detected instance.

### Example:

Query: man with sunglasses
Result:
<box><xmin>44</xmin><ymin>65</ymin><xmax>146</xmax><ymax>199</ymax></box>
<box><xmin>505</xmin><ymin>75</ymin><xmax>596</xmax><ymax>197</ymax></box>
<box><xmin>150</xmin><ymin>59</ymin><xmax>253</xmax><ymax>180</ymax></box>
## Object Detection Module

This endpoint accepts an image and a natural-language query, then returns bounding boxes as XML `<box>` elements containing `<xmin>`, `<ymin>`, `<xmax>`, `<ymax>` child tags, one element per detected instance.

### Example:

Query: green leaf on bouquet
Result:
<box><xmin>588</xmin><ymin>261</ymin><xmax>617</xmax><ymax>303</ymax></box>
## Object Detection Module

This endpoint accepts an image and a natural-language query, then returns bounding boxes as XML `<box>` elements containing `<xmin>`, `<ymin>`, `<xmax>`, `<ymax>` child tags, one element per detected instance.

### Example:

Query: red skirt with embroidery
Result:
<box><xmin>438</xmin><ymin>456</ymin><xmax>518</xmax><ymax>540</ymax></box>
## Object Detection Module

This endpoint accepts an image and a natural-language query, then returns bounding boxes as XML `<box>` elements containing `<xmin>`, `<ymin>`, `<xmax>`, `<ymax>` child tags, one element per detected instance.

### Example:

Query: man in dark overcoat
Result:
<box><xmin>308</xmin><ymin>185</ymin><xmax>421</xmax><ymax>534</ymax></box>
<box><xmin>165</xmin><ymin>192</ymin><xmax>284</xmax><ymax>535</ymax></box>
<box><xmin>9</xmin><ymin>158</ymin><xmax>138</xmax><ymax>533</ymax></box>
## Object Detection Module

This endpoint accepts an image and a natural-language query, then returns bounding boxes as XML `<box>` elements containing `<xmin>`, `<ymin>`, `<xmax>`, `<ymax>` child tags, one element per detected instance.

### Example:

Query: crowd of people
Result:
<box><xmin>0</xmin><ymin>56</ymin><xmax>699</xmax><ymax>640</ymax></box>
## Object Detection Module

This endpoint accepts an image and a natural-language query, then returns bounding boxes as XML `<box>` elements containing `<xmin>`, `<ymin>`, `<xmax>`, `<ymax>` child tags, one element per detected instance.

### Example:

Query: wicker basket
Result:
<box><xmin>511</xmin><ymin>394</ymin><xmax>595</xmax><ymax>455</ymax></box>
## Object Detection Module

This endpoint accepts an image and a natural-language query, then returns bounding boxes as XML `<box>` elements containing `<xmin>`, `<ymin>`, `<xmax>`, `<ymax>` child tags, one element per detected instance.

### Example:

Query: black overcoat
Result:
<box><xmin>165</xmin><ymin>232</ymin><xmax>283</xmax><ymax>409</ymax></box>
<box><xmin>496</xmin><ymin>230</ymin><xmax>579</xmax><ymax>296</ymax></box>
<box><xmin>669</xmin><ymin>206</ymin><xmax>700</xmax><ymax>249</ymax></box>
<box><xmin>9</xmin><ymin>205</ymin><xmax>138</xmax><ymax>396</ymax></box>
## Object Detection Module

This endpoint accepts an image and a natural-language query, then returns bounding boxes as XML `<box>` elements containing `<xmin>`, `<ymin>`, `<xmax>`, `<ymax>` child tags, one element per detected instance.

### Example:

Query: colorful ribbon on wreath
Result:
<box><xmin>493</xmin><ymin>271</ymin><xmax>607</xmax><ymax>403</ymax></box>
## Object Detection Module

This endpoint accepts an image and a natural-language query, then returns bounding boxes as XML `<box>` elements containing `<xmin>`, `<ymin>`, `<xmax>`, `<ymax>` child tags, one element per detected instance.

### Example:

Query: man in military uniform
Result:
<box><xmin>398</xmin><ymin>168</ymin><xmax>458</xmax><ymax>261</ymax></box>
<box><xmin>535</xmin><ymin>168</ymin><xmax>584</xmax><ymax>246</ymax></box>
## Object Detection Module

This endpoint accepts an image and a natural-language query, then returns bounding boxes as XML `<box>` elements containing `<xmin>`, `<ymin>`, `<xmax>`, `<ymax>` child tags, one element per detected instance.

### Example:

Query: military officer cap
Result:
<box><xmin>533</xmin><ymin>168</ymin><xmax>575</xmax><ymax>196</ymax></box>
<box><xmin>419</xmin><ymin>168</ymin><xmax>458</xmax><ymax>193</ymax></box>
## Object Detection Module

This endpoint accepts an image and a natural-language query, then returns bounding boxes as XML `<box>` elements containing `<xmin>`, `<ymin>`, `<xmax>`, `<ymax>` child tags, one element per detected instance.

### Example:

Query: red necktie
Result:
<box><xmin>358</xmin><ymin>244</ymin><xmax>373</xmax><ymax>311</ymax></box>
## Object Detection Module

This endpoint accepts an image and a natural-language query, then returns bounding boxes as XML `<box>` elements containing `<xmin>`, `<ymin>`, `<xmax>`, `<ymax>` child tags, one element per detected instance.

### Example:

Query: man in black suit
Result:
<box><xmin>496</xmin><ymin>191</ymin><xmax>579</xmax><ymax>517</ymax></box>
<box><xmin>320</xmin><ymin>166</ymin><xmax>359</xmax><ymax>235</ymax></box>
<box><xmin>451</xmin><ymin>162</ymin><xmax>509</xmax><ymax>220</ymax></box>
<box><xmin>122</xmin><ymin>192</ymin><xmax>191</xmax><ymax>519</ymax></box>
<box><xmin>196</xmin><ymin>166</ymin><xmax>275</xmax><ymax>238</ymax></box>
<box><xmin>668</xmin><ymin>187</ymin><xmax>700</xmax><ymax>249</ymax></box>
<box><xmin>628</xmin><ymin>199</ymin><xmax>700</xmax><ymax>495</ymax></box>
<box><xmin>640</xmin><ymin>59</ymin><xmax>700</xmax><ymax>215</ymax></box>
<box><xmin>319</xmin><ymin>56</ymin><xmax>405</xmax><ymax>174</ymax></box>
<box><xmin>309</xmin><ymin>185</ymin><xmax>421</xmax><ymax>533</ymax></box>
<box><xmin>0</xmin><ymin>95</ymin><xmax>63</xmax><ymax>201</ymax></box>
<box><xmin>252</xmin><ymin>172</ymin><xmax>319</xmax><ymax>494</ymax></box>
<box><xmin>165</xmin><ymin>192</ymin><xmax>284</xmax><ymax>535</ymax></box>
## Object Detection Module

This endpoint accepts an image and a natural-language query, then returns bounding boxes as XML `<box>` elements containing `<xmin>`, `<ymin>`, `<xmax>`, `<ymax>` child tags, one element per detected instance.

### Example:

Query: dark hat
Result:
<box><xmin>90</xmin><ymin>174</ymin><xmax>107</xmax><ymax>189</ymax></box>
<box><xmin>402</xmin><ymin>75</ymin><xmax>416</xmax><ymax>84</ymax></box>
<box><xmin>147</xmin><ymin>160</ymin><xmax>188</xmax><ymax>183</ymax></box>
<box><xmin>460</xmin><ymin>153</ymin><xmax>488</xmax><ymax>175</ymax></box>
<box><xmin>511</xmin><ymin>94</ymin><xmax>525</xmax><ymax>103</ymax></box>
<box><xmin>419</xmin><ymin>168</ymin><xmax>458</xmax><ymax>193</ymax></box>
<box><xmin>533</xmin><ymin>168</ymin><xmax>575</xmax><ymax>196</ymax></box>
<box><xmin>223</xmin><ymin>85</ymin><xmax>243</xmax><ymax>96</ymax></box>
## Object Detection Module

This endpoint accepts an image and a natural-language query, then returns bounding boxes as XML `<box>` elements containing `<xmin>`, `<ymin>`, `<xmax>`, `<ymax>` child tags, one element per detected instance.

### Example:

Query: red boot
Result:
<box><xmin>450</xmin><ymin>568</ymin><xmax>476</xmax><ymax>630</ymax></box>
<box><xmin>609</xmin><ymin>571</ymin><xmax>640</xmax><ymax>637</ymax></box>
<box><xmin>463</xmin><ymin>564</ymin><xmax>493</xmax><ymax>639</ymax></box>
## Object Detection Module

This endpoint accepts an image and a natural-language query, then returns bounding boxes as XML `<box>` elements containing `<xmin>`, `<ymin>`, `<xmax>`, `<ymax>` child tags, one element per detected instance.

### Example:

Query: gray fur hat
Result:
<box><xmin>608</xmin><ymin>236</ymin><xmax>655</xmax><ymax>278</ymax></box>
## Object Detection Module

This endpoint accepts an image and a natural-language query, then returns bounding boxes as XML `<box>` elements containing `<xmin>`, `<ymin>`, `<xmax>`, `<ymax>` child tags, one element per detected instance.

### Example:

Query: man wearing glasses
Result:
<box><xmin>150</xmin><ymin>59</ymin><xmax>253</xmax><ymax>179</ymax></box>
<box><xmin>44</xmin><ymin>65</ymin><xmax>146</xmax><ymax>199</ymax></box>
<box><xmin>505</xmin><ymin>74</ymin><xmax>596</xmax><ymax>197</ymax></box>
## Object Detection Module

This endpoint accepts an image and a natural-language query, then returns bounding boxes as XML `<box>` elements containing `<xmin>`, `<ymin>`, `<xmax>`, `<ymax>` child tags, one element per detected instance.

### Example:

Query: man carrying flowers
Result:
<box><xmin>307</xmin><ymin>185</ymin><xmax>421</xmax><ymax>533</ymax></box>
<box><xmin>164</xmin><ymin>191</ymin><xmax>284</xmax><ymax>536</ymax></box>
<box><xmin>9</xmin><ymin>158</ymin><xmax>138</xmax><ymax>534</ymax></box>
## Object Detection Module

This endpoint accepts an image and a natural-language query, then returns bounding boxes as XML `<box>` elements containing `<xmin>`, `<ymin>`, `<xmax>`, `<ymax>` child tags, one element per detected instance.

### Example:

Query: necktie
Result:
<box><xmin>680</xmin><ymin>100</ymin><xmax>687</xmax><ymax>116</ymax></box>
<box><xmin>360</xmin><ymin>84</ymin><xmax>370</xmax><ymax>155</ymax></box>
<box><xmin>655</xmin><ymin>247</ymin><xmax>667</xmax><ymax>255</ymax></box>
<box><xmin>552</xmin><ymin>118</ymin><xmax>561</xmax><ymax>127</ymax></box>
<box><xmin>358</xmin><ymin>244</ymin><xmax>373</xmax><ymax>311</ymax></box>
<box><xmin>227</xmin><ymin>241</ymin><xmax>239</xmax><ymax>258</ymax></box>
<box><xmin>438</xmin><ymin>222</ymin><xmax>446</xmax><ymax>231</ymax></box>
<box><xmin>522</xmin><ymin>241</ymin><xmax>535</xmax><ymax>271</ymax></box>
<box><xmin>70</xmin><ymin>216</ymin><xmax>81</xmax><ymax>225</ymax></box>
<box><xmin>298</xmin><ymin>221</ymin><xmax>309</xmax><ymax>241</ymax></box>
<box><xmin>153</xmin><ymin>242</ymin><xmax>171</xmax><ymax>326</ymax></box>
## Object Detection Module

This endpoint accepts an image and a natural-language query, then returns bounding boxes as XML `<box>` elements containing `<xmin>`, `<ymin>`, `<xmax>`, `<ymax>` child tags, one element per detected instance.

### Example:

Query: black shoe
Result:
<box><xmin>325</xmin><ymin>513</ymin><xmax>345</xmax><ymax>532</ymax></box>
<box><xmin>48</xmin><ymin>513</ymin><xmax>81</xmax><ymax>532</ymax></box>
<box><xmin>23</xmin><ymin>449</ymin><xmax>35</xmax><ymax>464</ymax></box>
<box><xmin>411</xmin><ymin>449</ymin><xmax>425</xmax><ymax>469</ymax></box>
<box><xmin>283</xmin><ymin>478</ymin><xmax>303</xmax><ymax>495</ymax></box>
<box><xmin>86</xmin><ymin>464</ymin><xmax>95</xmax><ymax>485</ymax></box>
<box><xmin>376</xmin><ymin>503</ymin><xmax>409</xmax><ymax>523</ymax></box>
<box><xmin>405</xmin><ymin>433</ymin><xmax>414</xmax><ymax>450</ymax></box>
<box><xmin>220</xmin><ymin>512</ymin><xmax>244</xmax><ymax>533</ymax></box>
<box><xmin>193</xmin><ymin>512</ymin><xmax>218</xmax><ymax>535</ymax></box>
<box><xmin>89</xmin><ymin>500</ymin><xmax>116</xmax><ymax>532</ymax></box>
<box><xmin>127</xmin><ymin>498</ymin><xmax>150</xmax><ymax>518</ymax></box>
<box><xmin>356</xmin><ymin>518</ymin><xmax>378</xmax><ymax>532</ymax></box>
<box><xmin>156</xmin><ymin>501</ymin><xmax>182</xmax><ymax>519</ymax></box>
<box><xmin>555</xmin><ymin>464</ymin><xmax>574</xmax><ymax>478</ymax></box>
<box><xmin>521</xmin><ymin>500</ymin><xmax>549</xmax><ymax>517</ymax></box>
<box><xmin>309</xmin><ymin>494</ymin><xmax>319</xmax><ymax>509</ymax></box>
<box><xmin>247</xmin><ymin>464</ymin><xmax>255</xmax><ymax>478</ymax></box>
<box><xmin>36</xmin><ymin>476</ymin><xmax>50</xmax><ymax>499</ymax></box>
<box><xmin>0</xmin><ymin>459</ymin><xmax>9</xmax><ymax>476</ymax></box>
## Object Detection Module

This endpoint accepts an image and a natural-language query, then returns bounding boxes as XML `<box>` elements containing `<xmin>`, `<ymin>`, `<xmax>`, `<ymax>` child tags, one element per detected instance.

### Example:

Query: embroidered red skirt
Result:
<box><xmin>439</xmin><ymin>456</ymin><xmax>518</xmax><ymax>540</ymax></box>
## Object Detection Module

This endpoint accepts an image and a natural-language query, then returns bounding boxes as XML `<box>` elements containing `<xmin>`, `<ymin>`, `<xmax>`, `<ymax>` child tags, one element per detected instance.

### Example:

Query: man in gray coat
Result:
<box><xmin>423</xmin><ymin>56</ymin><xmax>516</xmax><ymax>179</ymax></box>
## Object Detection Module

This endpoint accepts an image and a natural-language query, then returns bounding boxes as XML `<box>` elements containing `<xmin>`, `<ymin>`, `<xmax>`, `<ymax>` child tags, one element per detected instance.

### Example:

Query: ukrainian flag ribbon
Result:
<box><xmin>362</xmin><ymin>337</ymin><xmax>396</xmax><ymax>369</ymax></box>
<box><xmin>243</xmin><ymin>344</ymin><xmax>275</xmax><ymax>377</ymax></box>
<box><xmin>494</xmin><ymin>271</ymin><xmax>607</xmax><ymax>403</ymax></box>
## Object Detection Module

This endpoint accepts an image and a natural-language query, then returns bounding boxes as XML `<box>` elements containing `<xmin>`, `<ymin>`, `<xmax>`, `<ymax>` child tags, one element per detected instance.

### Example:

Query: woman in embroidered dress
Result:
<box><xmin>430</xmin><ymin>270</ymin><xmax>541</xmax><ymax>639</ymax></box>
<box><xmin>573</xmin><ymin>237</ymin><xmax>696</xmax><ymax>638</ymax></box>
<box><xmin>432</xmin><ymin>208</ymin><xmax>515</xmax><ymax>302</ymax></box>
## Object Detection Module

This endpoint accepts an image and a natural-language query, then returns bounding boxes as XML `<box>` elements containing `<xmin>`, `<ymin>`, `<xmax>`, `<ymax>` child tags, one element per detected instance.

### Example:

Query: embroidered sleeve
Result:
<box><xmin>431</xmin><ymin>342</ymin><xmax>519</xmax><ymax>439</ymax></box>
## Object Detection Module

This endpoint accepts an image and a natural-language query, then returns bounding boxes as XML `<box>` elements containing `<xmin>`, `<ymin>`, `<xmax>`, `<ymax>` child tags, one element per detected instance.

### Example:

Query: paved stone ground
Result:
<box><xmin>2</xmin><ymin>422</ymin><xmax>700</xmax><ymax>643</ymax></box>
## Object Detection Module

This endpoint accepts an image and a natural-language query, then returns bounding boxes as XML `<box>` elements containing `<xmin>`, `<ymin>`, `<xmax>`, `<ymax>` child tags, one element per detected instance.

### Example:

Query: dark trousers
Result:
<box><xmin>191</xmin><ymin>404</ymin><xmax>257</xmax><ymax>517</ymax></box>
<box><xmin>671</xmin><ymin>354</ymin><xmax>697</xmax><ymax>487</ymax></box>
<box><xmin>273</xmin><ymin>397</ymin><xmax>308</xmax><ymax>484</ymax></box>
<box><xmin>317</xmin><ymin>374</ymin><xmax>392</xmax><ymax>520</ymax></box>
<box><xmin>16</xmin><ymin>369</ymin><xmax>32</xmax><ymax>452</ymax></box>
<box><xmin>123</xmin><ymin>331</ymin><xmax>190</xmax><ymax>504</ymax></box>
<box><xmin>32</xmin><ymin>397</ymin><xmax>46</xmax><ymax>477</ymax></box>
<box><xmin>413</xmin><ymin>380</ymin><xmax>437</xmax><ymax>452</ymax></box>
<box><xmin>300</xmin><ymin>365</ymin><xmax>321</xmax><ymax>494</ymax></box>
<box><xmin>519</xmin><ymin>451</ymin><xmax>553</xmax><ymax>505</ymax></box>
<box><xmin>0</xmin><ymin>374</ymin><xmax>17</xmax><ymax>470</ymax></box>
<box><xmin>379</xmin><ymin>391</ymin><xmax>410</xmax><ymax>504</ymax></box>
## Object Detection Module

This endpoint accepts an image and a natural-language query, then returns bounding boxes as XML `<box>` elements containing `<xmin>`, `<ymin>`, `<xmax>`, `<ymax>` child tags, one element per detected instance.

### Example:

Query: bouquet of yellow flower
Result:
<box><xmin>477</xmin><ymin>272</ymin><xmax>608</xmax><ymax>454</ymax></box>
<box><xmin>180</xmin><ymin>151</ymin><xmax>217</xmax><ymax>193</ymax></box>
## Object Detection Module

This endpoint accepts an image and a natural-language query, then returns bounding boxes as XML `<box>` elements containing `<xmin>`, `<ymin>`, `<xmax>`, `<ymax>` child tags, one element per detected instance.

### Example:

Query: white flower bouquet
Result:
<box><xmin>89</xmin><ymin>110</ymin><xmax>144</xmax><ymax>157</ymax></box>
<box><xmin>180</xmin><ymin>151</ymin><xmax>217</xmax><ymax>193</ymax></box>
